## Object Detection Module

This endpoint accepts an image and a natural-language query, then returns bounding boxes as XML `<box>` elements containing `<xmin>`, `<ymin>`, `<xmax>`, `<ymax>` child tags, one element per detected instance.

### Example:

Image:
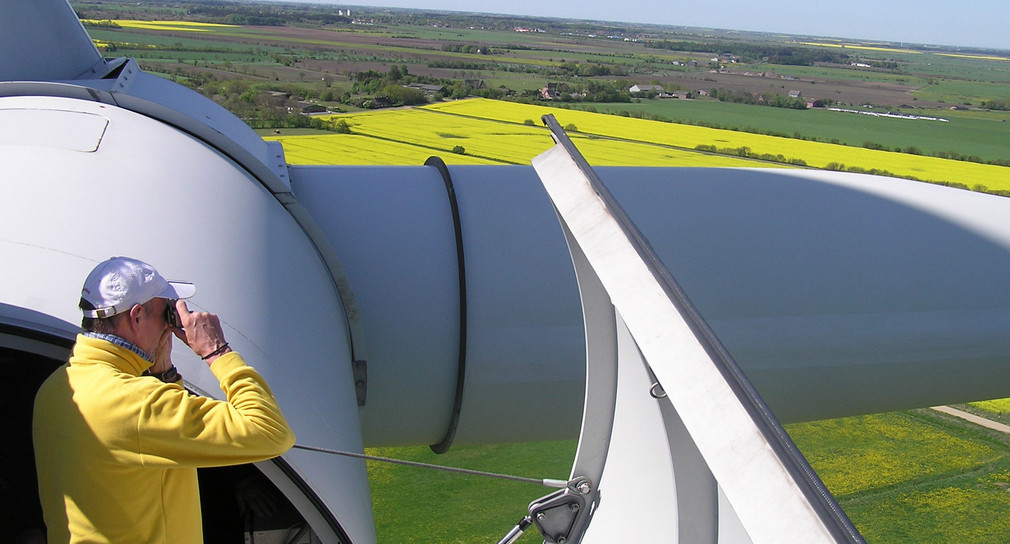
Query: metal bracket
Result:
<box><xmin>352</xmin><ymin>360</ymin><xmax>367</xmax><ymax>406</ymax></box>
<box><xmin>528</xmin><ymin>477</ymin><xmax>598</xmax><ymax>544</ymax></box>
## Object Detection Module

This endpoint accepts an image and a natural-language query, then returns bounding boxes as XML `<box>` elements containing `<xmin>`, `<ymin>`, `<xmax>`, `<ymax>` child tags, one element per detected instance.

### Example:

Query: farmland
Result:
<box><xmin>73</xmin><ymin>0</ymin><xmax>1010</xmax><ymax>194</ymax></box>
<box><xmin>566</xmin><ymin>98</ymin><xmax>1010</xmax><ymax>166</ymax></box>
<box><xmin>267</xmin><ymin>105</ymin><xmax>768</xmax><ymax>167</ymax></box>
<box><xmin>788</xmin><ymin>410</ymin><xmax>1010</xmax><ymax>542</ymax></box>
<box><xmin>368</xmin><ymin>408</ymin><xmax>1010</xmax><ymax>543</ymax></box>
<box><xmin>264</xmin><ymin>98</ymin><xmax>1010</xmax><ymax>192</ymax></box>
<box><xmin>424</xmin><ymin>99</ymin><xmax>1008</xmax><ymax>188</ymax></box>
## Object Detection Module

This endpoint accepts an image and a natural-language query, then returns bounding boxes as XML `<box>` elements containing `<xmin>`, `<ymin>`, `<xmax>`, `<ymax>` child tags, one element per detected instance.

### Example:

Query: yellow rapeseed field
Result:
<box><xmin>937</xmin><ymin>53</ymin><xmax>1010</xmax><ymax>61</ymax></box>
<box><xmin>798</xmin><ymin>42</ymin><xmax>923</xmax><ymax>54</ymax></box>
<box><xmin>85</xmin><ymin>20</ymin><xmax>238</xmax><ymax>32</ymax></box>
<box><xmin>274</xmin><ymin>133</ymin><xmax>501</xmax><ymax>166</ymax></box>
<box><xmin>422</xmin><ymin>99</ymin><xmax>1010</xmax><ymax>191</ymax></box>
<box><xmin>270</xmin><ymin>108</ymin><xmax>764</xmax><ymax>167</ymax></box>
<box><xmin>969</xmin><ymin>398</ymin><xmax>1010</xmax><ymax>414</ymax></box>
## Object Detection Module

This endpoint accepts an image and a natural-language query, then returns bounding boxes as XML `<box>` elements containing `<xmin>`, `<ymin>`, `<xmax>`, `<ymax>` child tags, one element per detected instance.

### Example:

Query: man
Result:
<box><xmin>33</xmin><ymin>256</ymin><xmax>295</xmax><ymax>543</ymax></box>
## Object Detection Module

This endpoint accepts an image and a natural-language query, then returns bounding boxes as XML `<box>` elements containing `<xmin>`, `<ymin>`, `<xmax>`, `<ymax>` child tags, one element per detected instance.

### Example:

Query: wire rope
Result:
<box><xmin>291</xmin><ymin>444</ymin><xmax>567</xmax><ymax>488</ymax></box>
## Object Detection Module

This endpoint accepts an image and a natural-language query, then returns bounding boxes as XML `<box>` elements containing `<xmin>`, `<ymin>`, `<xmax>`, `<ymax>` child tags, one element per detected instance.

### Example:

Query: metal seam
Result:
<box><xmin>425</xmin><ymin>156</ymin><xmax>467</xmax><ymax>454</ymax></box>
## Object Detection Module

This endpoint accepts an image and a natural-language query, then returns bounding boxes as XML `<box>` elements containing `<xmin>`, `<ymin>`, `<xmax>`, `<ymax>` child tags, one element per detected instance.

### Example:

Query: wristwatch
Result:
<box><xmin>147</xmin><ymin>365</ymin><xmax>182</xmax><ymax>383</ymax></box>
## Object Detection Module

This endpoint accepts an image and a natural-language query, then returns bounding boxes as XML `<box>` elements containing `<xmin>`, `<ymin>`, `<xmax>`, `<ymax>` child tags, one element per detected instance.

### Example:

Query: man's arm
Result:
<box><xmin>132</xmin><ymin>301</ymin><xmax>295</xmax><ymax>467</ymax></box>
<box><xmin>134</xmin><ymin>350</ymin><xmax>295</xmax><ymax>467</ymax></box>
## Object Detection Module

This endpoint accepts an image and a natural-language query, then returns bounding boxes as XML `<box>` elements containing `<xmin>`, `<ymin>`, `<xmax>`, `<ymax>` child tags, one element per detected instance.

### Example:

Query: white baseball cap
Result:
<box><xmin>80</xmin><ymin>257</ymin><xmax>196</xmax><ymax>318</ymax></box>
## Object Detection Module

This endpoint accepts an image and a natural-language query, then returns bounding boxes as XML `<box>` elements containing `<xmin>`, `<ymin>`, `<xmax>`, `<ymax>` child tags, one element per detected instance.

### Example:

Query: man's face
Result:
<box><xmin>136</xmin><ymin>297</ymin><xmax>172</xmax><ymax>355</ymax></box>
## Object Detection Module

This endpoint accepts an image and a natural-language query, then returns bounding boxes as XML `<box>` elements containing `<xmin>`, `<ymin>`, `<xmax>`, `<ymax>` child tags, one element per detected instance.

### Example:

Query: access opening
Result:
<box><xmin>1</xmin><ymin>338</ymin><xmax>324</xmax><ymax>543</ymax></box>
<box><xmin>0</xmin><ymin>343</ymin><xmax>59</xmax><ymax>543</ymax></box>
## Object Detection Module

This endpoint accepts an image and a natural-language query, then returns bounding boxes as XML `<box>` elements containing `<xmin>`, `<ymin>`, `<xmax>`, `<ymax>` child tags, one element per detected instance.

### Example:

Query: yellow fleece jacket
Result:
<box><xmin>33</xmin><ymin>334</ymin><xmax>296</xmax><ymax>544</ymax></box>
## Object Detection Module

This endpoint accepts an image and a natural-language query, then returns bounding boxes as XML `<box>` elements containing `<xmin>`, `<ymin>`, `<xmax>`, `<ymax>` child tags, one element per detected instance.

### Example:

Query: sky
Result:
<box><xmin>275</xmin><ymin>0</ymin><xmax>1010</xmax><ymax>51</ymax></box>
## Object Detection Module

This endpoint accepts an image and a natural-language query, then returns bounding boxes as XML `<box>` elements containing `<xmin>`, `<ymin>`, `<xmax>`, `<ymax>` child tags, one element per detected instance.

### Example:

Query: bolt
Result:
<box><xmin>569</xmin><ymin>503</ymin><xmax>579</xmax><ymax>512</ymax></box>
<box><xmin>558</xmin><ymin>538</ymin><xmax>567</xmax><ymax>544</ymax></box>
<box><xmin>536</xmin><ymin>513</ymin><xmax>547</xmax><ymax>523</ymax></box>
<box><xmin>577</xmin><ymin>481</ymin><xmax>592</xmax><ymax>494</ymax></box>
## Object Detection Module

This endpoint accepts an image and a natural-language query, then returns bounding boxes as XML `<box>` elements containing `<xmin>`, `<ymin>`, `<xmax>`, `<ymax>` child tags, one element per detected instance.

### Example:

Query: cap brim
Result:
<box><xmin>160</xmin><ymin>281</ymin><xmax>196</xmax><ymax>300</ymax></box>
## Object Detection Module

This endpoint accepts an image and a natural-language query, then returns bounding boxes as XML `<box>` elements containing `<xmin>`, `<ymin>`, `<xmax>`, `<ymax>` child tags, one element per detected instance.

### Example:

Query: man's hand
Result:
<box><xmin>174</xmin><ymin>300</ymin><xmax>232</xmax><ymax>365</ymax></box>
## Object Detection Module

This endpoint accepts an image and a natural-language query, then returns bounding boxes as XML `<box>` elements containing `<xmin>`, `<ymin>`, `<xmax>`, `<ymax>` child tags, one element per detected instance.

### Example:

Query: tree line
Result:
<box><xmin>645</xmin><ymin>40</ymin><xmax>850</xmax><ymax>65</ymax></box>
<box><xmin>708</xmin><ymin>88</ymin><xmax>808</xmax><ymax>109</ymax></box>
<box><xmin>981</xmin><ymin>98</ymin><xmax>1010</xmax><ymax>111</ymax></box>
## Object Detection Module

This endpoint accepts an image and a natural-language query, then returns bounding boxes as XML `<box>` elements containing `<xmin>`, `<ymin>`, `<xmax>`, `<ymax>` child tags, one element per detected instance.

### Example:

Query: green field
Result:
<box><xmin>791</xmin><ymin>409</ymin><xmax>1010</xmax><ymax>542</ymax></box>
<box><xmin>368</xmin><ymin>442</ymin><xmax>577</xmax><ymax>544</ymax></box>
<box><xmin>565</xmin><ymin>99</ymin><xmax>1010</xmax><ymax>166</ymax></box>
<box><xmin>916</xmin><ymin>79</ymin><xmax>1010</xmax><ymax>103</ymax></box>
<box><xmin>368</xmin><ymin>408</ymin><xmax>1010</xmax><ymax>543</ymax></box>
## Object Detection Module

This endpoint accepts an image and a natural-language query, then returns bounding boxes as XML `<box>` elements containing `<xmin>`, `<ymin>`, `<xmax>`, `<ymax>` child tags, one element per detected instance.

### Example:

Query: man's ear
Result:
<box><xmin>128</xmin><ymin>304</ymin><xmax>144</xmax><ymax>331</ymax></box>
<box><xmin>109</xmin><ymin>304</ymin><xmax>143</xmax><ymax>340</ymax></box>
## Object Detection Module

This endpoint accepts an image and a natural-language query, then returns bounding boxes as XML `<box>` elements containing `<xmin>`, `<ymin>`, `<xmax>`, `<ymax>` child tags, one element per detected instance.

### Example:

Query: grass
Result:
<box><xmin>844</xmin><ymin>484</ymin><xmax>1010</xmax><ymax>542</ymax></box>
<box><xmin>787</xmin><ymin>409</ymin><xmax>1010</xmax><ymax>542</ymax></box>
<box><xmin>367</xmin><ymin>442</ymin><xmax>576</xmax><ymax>544</ymax></box>
<box><xmin>565</xmin><ymin>99</ymin><xmax>1010</xmax><ymax>166</ymax></box>
<box><xmin>367</xmin><ymin>409</ymin><xmax>1010</xmax><ymax>543</ymax></box>
<box><xmin>916</xmin><ymin>79</ymin><xmax>1010</xmax><ymax>103</ymax></box>
<box><xmin>786</xmin><ymin>412</ymin><xmax>1001</xmax><ymax>498</ymax></box>
<box><xmin>745</xmin><ymin>62</ymin><xmax>929</xmax><ymax>84</ymax></box>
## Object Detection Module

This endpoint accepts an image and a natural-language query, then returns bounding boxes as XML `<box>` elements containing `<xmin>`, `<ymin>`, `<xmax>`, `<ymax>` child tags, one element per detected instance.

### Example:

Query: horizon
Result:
<box><xmin>257</xmin><ymin>0</ymin><xmax>1010</xmax><ymax>52</ymax></box>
